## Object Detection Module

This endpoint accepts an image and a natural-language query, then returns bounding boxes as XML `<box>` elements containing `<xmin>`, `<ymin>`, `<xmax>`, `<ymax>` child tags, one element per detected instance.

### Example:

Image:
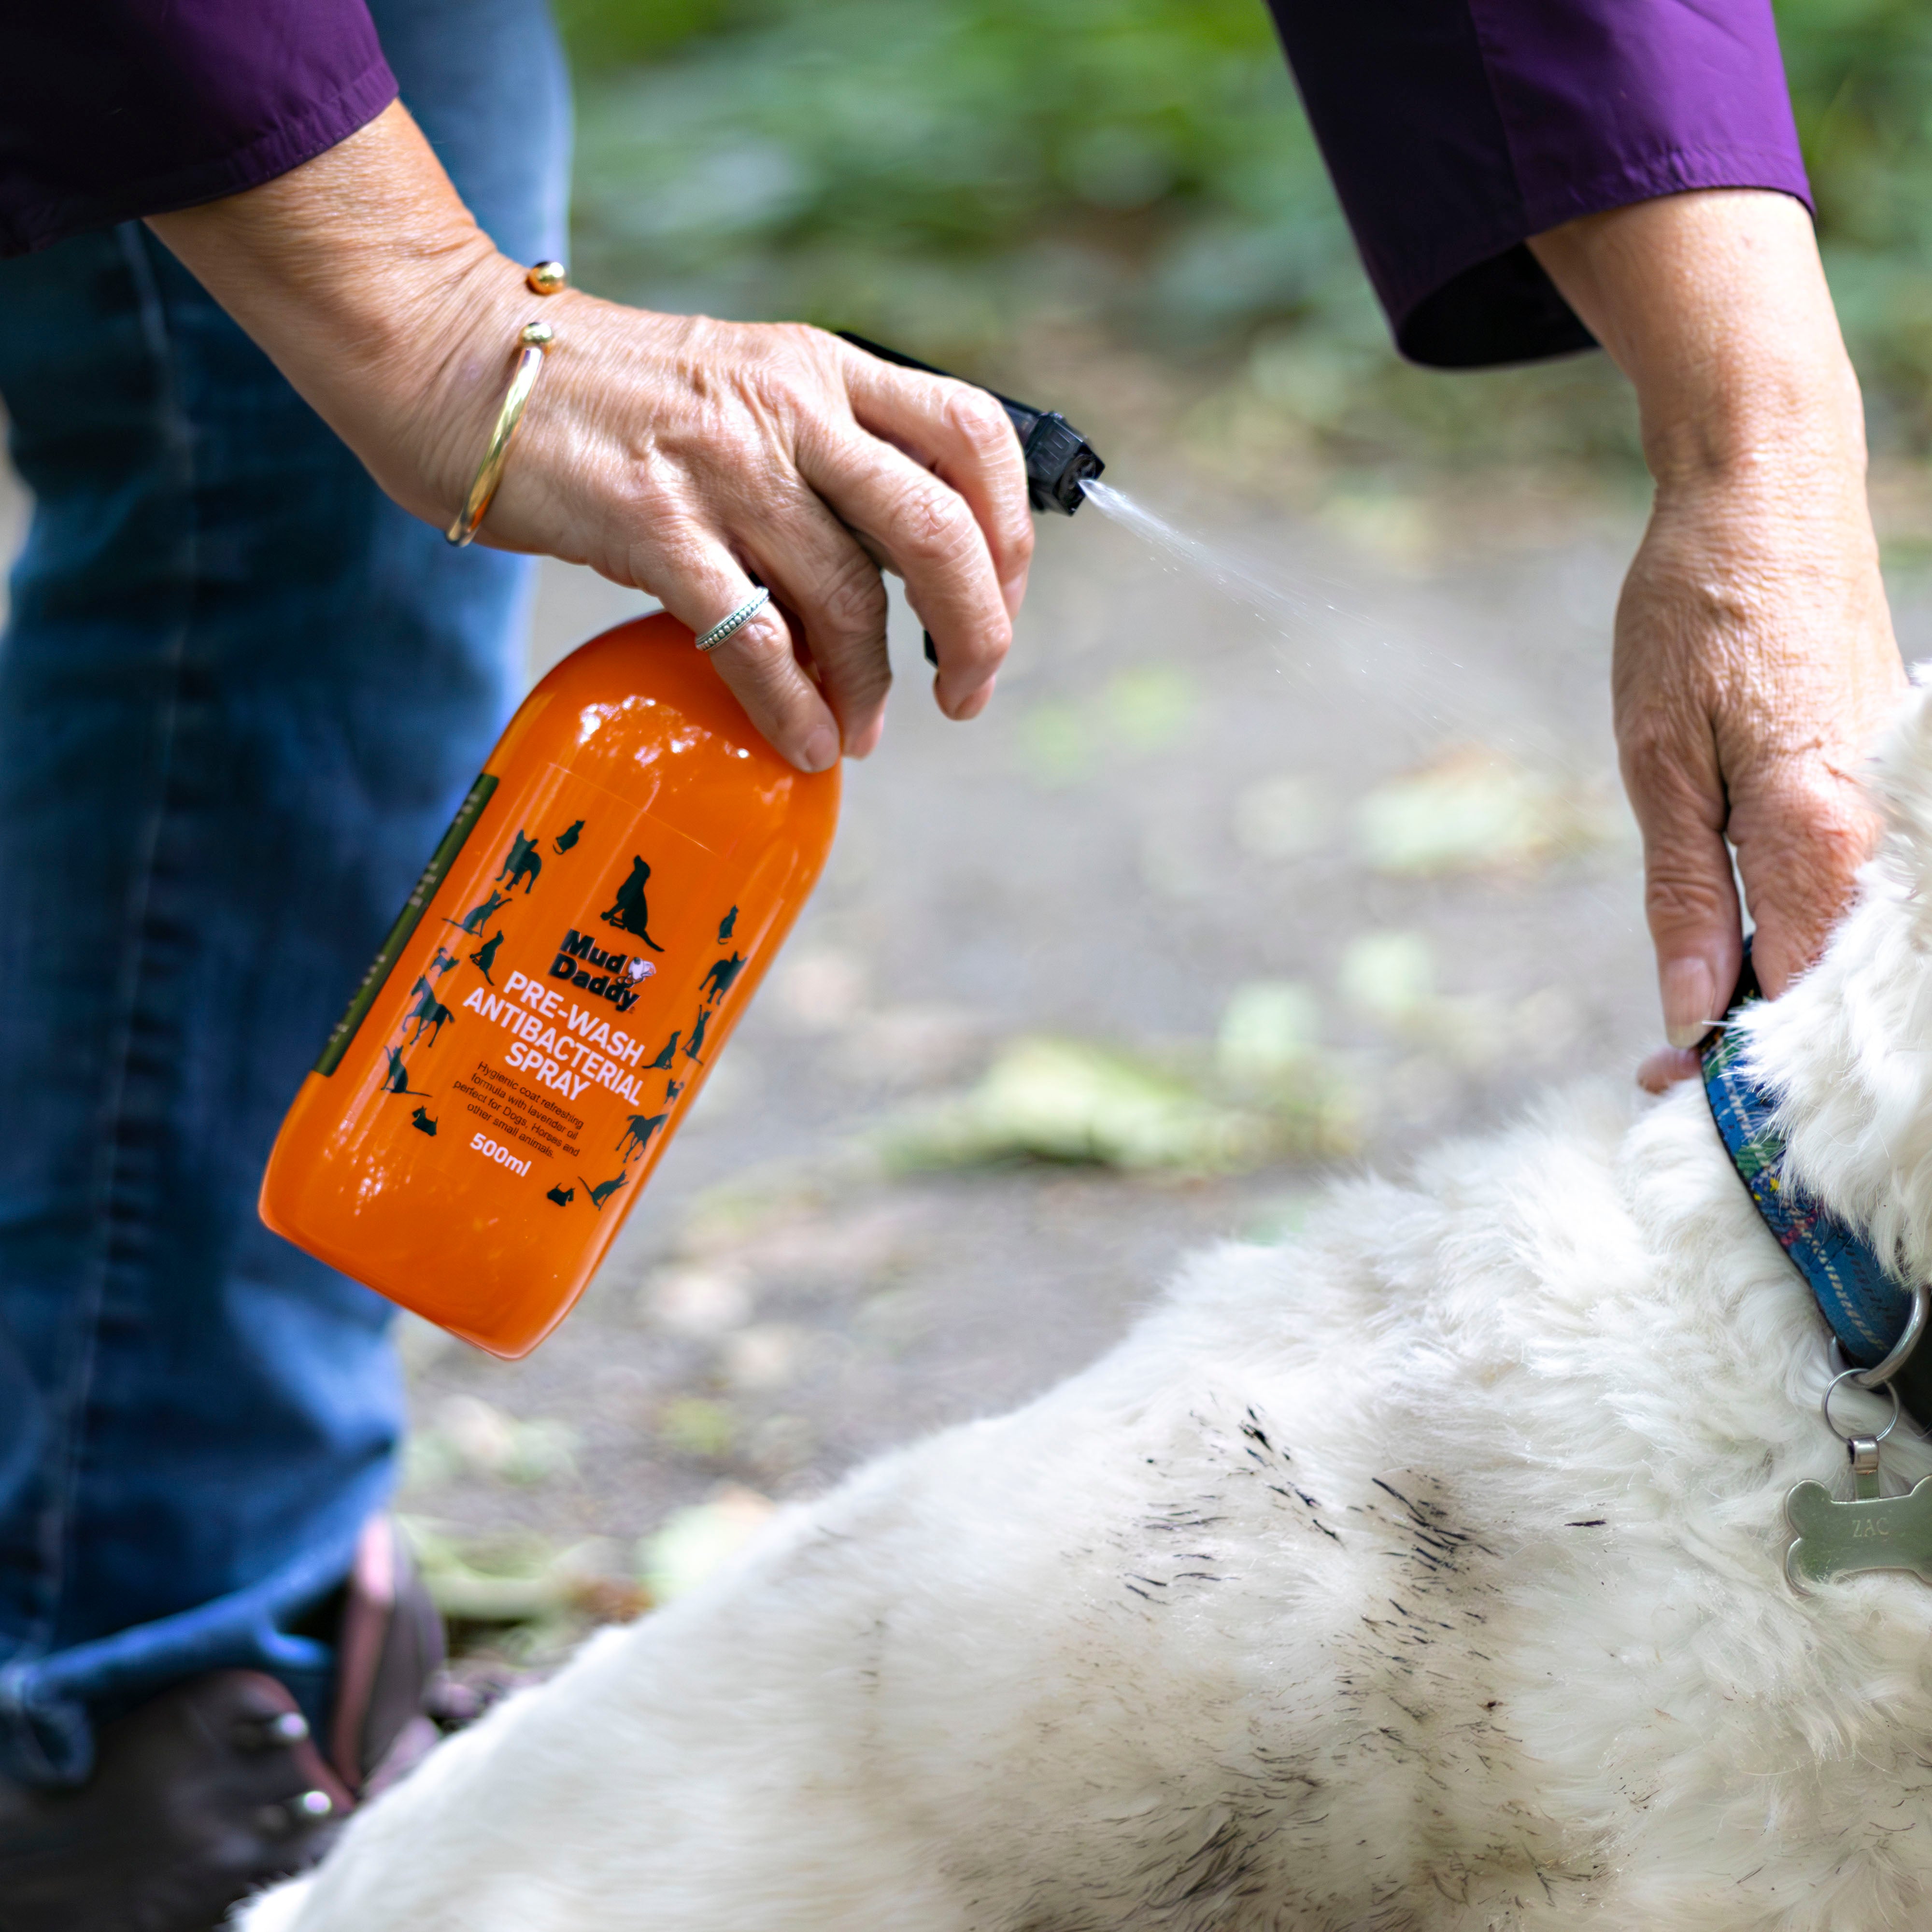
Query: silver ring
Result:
<box><xmin>1822</xmin><ymin>1367</ymin><xmax>1902</xmax><ymax>1446</ymax></box>
<box><xmin>695</xmin><ymin>587</ymin><xmax>771</xmax><ymax>653</ymax></box>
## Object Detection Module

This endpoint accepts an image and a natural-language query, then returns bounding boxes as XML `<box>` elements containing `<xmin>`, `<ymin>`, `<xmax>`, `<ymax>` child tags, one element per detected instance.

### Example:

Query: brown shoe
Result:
<box><xmin>0</xmin><ymin>1668</ymin><xmax>351</xmax><ymax>1932</ymax></box>
<box><xmin>0</xmin><ymin>1519</ymin><xmax>447</xmax><ymax>1932</ymax></box>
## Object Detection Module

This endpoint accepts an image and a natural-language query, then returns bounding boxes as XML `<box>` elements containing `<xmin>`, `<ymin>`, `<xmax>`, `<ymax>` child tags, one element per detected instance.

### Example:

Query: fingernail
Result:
<box><xmin>1636</xmin><ymin>1046</ymin><xmax>1700</xmax><ymax>1094</ymax></box>
<box><xmin>1000</xmin><ymin>570</ymin><xmax>1028</xmax><ymax>619</ymax></box>
<box><xmin>801</xmin><ymin>726</ymin><xmax>840</xmax><ymax>772</ymax></box>
<box><xmin>954</xmin><ymin>675</ymin><xmax>996</xmax><ymax>720</ymax></box>
<box><xmin>1661</xmin><ymin>956</ymin><xmax>1717</xmax><ymax>1050</ymax></box>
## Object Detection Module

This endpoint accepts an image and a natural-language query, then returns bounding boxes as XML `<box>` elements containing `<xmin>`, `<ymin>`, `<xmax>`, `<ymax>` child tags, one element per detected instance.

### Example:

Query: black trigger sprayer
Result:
<box><xmin>837</xmin><ymin>333</ymin><xmax>1107</xmax><ymax>662</ymax></box>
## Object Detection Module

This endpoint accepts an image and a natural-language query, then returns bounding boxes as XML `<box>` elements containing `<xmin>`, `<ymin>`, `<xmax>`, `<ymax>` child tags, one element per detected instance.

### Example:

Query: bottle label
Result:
<box><xmin>316</xmin><ymin>773</ymin><xmax>500</xmax><ymax>1077</ymax></box>
<box><xmin>338</xmin><ymin>761</ymin><xmax>754</xmax><ymax>1213</ymax></box>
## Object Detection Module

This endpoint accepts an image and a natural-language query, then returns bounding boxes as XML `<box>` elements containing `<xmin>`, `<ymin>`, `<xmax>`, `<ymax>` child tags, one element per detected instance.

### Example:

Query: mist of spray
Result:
<box><xmin>1078</xmin><ymin>480</ymin><xmax>1330</xmax><ymax>634</ymax></box>
<box><xmin>1075</xmin><ymin>475</ymin><xmax>1583</xmax><ymax>767</ymax></box>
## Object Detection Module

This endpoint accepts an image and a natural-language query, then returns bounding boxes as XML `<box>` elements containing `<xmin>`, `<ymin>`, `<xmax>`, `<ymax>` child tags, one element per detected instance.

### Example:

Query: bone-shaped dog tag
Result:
<box><xmin>1785</xmin><ymin>1459</ymin><xmax>1932</xmax><ymax>1588</ymax></box>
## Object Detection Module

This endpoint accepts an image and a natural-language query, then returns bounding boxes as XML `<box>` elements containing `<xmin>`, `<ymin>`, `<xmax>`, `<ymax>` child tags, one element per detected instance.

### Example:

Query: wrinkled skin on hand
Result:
<box><xmin>1531</xmin><ymin>190</ymin><xmax>1905</xmax><ymax>1085</ymax></box>
<box><xmin>456</xmin><ymin>304</ymin><xmax>1034</xmax><ymax>772</ymax></box>
<box><xmin>1618</xmin><ymin>471</ymin><xmax>1904</xmax><ymax>1091</ymax></box>
<box><xmin>149</xmin><ymin>104</ymin><xmax>1033</xmax><ymax>776</ymax></box>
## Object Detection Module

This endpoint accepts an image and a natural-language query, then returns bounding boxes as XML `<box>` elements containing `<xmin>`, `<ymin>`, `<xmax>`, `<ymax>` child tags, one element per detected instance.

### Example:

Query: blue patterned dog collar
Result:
<box><xmin>1702</xmin><ymin>950</ymin><xmax>1918</xmax><ymax>1372</ymax></box>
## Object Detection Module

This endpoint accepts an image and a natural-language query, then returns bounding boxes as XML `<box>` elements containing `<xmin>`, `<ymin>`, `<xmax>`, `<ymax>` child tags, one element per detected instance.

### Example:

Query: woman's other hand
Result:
<box><xmin>1531</xmin><ymin>191</ymin><xmax>1905</xmax><ymax>1088</ymax></box>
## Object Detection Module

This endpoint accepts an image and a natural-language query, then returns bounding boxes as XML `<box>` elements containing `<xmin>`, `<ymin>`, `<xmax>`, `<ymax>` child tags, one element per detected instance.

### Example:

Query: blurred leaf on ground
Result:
<box><xmin>643</xmin><ymin>1260</ymin><xmax>755</xmax><ymax>1337</ymax></box>
<box><xmin>1104</xmin><ymin>663</ymin><xmax>1199</xmax><ymax>749</ymax></box>
<box><xmin>404</xmin><ymin>1394</ymin><xmax>582</xmax><ymax>1488</ymax></box>
<box><xmin>638</xmin><ymin>1486</ymin><xmax>779</xmax><ymax>1601</ymax></box>
<box><xmin>1354</xmin><ymin>750</ymin><xmax>1563</xmax><ymax>876</ymax></box>
<box><xmin>884</xmin><ymin>1033</ymin><xmax>1350</xmax><ymax>1173</ymax></box>
<box><xmin>1016</xmin><ymin>666</ymin><xmax>1201</xmax><ymax>785</ymax></box>
<box><xmin>1216</xmin><ymin>980</ymin><xmax>1321</xmax><ymax>1086</ymax></box>
<box><xmin>1015</xmin><ymin>698</ymin><xmax>1097</xmax><ymax>785</ymax></box>
<box><xmin>1337</xmin><ymin>931</ymin><xmax>1435</xmax><ymax>1026</ymax></box>
<box><xmin>657</xmin><ymin>1395</ymin><xmax>740</xmax><ymax>1459</ymax></box>
<box><xmin>401</xmin><ymin>1519</ymin><xmax>650</xmax><ymax>1637</ymax></box>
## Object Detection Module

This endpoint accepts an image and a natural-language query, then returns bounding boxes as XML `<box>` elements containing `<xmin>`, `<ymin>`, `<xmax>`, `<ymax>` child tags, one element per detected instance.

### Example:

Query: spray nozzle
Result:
<box><xmin>836</xmin><ymin>333</ymin><xmax>1104</xmax><ymax>515</ymax></box>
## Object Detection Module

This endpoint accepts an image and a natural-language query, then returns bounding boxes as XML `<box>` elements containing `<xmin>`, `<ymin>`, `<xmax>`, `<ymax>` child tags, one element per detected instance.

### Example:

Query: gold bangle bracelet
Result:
<box><xmin>444</xmin><ymin>317</ymin><xmax>555</xmax><ymax>548</ymax></box>
<box><xmin>443</xmin><ymin>266</ymin><xmax>567</xmax><ymax>548</ymax></box>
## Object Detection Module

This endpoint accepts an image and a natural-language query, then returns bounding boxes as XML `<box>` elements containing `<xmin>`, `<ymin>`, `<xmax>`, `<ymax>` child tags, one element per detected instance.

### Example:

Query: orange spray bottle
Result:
<box><xmin>259</xmin><ymin>614</ymin><xmax>837</xmax><ymax>1357</ymax></box>
<box><xmin>260</xmin><ymin>357</ymin><xmax>1103</xmax><ymax>1358</ymax></box>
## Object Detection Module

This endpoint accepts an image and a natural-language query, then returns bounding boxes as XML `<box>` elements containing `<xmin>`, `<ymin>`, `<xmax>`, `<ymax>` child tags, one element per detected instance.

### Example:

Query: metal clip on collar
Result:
<box><xmin>1839</xmin><ymin>1279</ymin><xmax>1931</xmax><ymax>1392</ymax></box>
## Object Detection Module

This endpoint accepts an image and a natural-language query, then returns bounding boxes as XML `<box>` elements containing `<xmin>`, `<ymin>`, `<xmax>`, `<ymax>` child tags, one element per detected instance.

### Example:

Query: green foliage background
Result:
<box><xmin>556</xmin><ymin>0</ymin><xmax>1932</xmax><ymax>464</ymax></box>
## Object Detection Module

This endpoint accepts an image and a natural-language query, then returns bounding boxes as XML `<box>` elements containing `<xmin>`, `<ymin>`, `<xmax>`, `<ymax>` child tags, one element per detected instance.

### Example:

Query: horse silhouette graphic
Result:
<box><xmin>577</xmin><ymin>1170</ymin><xmax>631</xmax><ymax>1213</ymax></box>
<box><xmin>617</xmin><ymin>1111</ymin><xmax>669</xmax><ymax>1160</ymax></box>
<box><xmin>717</xmin><ymin>906</ymin><xmax>738</xmax><ymax>943</ymax></box>
<box><xmin>406</xmin><ymin>997</ymin><xmax>455</xmax><ymax>1046</ymax></box>
<box><xmin>683</xmin><ymin>1005</ymin><xmax>714</xmax><ymax>1065</ymax></box>
<box><xmin>699</xmin><ymin>951</ymin><xmax>744</xmax><ymax>1005</ymax></box>
<box><xmin>410</xmin><ymin>1106</ymin><xmax>438</xmax><ymax>1137</ymax></box>
<box><xmin>599</xmin><ymin>856</ymin><xmax>665</xmax><ymax>952</ymax></box>
<box><xmin>382</xmin><ymin>1048</ymin><xmax>429</xmax><ymax>1097</ymax></box>
<box><xmin>552</xmin><ymin>819</ymin><xmax>584</xmax><ymax>854</ymax></box>
<box><xmin>546</xmin><ymin>1183</ymin><xmax>575</xmax><ymax>1207</ymax></box>
<box><xmin>497</xmin><ymin>830</ymin><xmax>542</xmax><ymax>895</ymax></box>
<box><xmin>647</xmin><ymin>1031</ymin><xmax>680</xmax><ymax>1071</ymax></box>
<box><xmin>444</xmin><ymin>887</ymin><xmax>511</xmax><ymax>935</ymax></box>
<box><xmin>468</xmin><ymin>928</ymin><xmax>506</xmax><ymax>985</ymax></box>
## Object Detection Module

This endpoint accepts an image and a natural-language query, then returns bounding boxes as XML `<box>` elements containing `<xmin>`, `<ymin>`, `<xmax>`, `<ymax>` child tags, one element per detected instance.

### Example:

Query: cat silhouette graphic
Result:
<box><xmin>578</xmin><ymin>1171</ymin><xmax>631</xmax><ymax>1213</ymax></box>
<box><xmin>552</xmin><ymin>819</ymin><xmax>584</xmax><ymax>854</ymax></box>
<box><xmin>717</xmin><ymin>906</ymin><xmax>738</xmax><ymax>943</ymax></box>
<box><xmin>444</xmin><ymin>887</ymin><xmax>511</xmax><ymax>935</ymax></box>
<box><xmin>468</xmin><ymin>928</ymin><xmax>506</xmax><ymax>985</ymax></box>
<box><xmin>382</xmin><ymin>1048</ymin><xmax>430</xmax><ymax>1097</ymax></box>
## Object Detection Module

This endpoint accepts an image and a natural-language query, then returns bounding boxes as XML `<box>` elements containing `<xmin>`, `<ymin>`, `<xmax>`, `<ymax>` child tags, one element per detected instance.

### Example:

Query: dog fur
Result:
<box><xmin>239</xmin><ymin>678</ymin><xmax>1932</xmax><ymax>1932</ymax></box>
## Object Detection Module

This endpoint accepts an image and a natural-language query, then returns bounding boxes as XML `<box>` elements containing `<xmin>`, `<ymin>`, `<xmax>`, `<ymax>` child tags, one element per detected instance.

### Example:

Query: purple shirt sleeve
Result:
<box><xmin>0</xmin><ymin>1</ymin><xmax>398</xmax><ymax>258</ymax></box>
<box><xmin>1266</xmin><ymin>0</ymin><xmax>1812</xmax><ymax>368</ymax></box>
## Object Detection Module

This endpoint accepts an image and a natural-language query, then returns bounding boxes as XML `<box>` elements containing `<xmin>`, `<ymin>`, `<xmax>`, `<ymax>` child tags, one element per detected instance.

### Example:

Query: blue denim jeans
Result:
<box><xmin>0</xmin><ymin>0</ymin><xmax>569</xmax><ymax>1785</ymax></box>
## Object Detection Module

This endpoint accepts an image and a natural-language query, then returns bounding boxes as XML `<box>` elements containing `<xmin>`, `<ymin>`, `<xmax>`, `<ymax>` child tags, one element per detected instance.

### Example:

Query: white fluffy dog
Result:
<box><xmin>240</xmin><ymin>682</ymin><xmax>1932</xmax><ymax>1932</ymax></box>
